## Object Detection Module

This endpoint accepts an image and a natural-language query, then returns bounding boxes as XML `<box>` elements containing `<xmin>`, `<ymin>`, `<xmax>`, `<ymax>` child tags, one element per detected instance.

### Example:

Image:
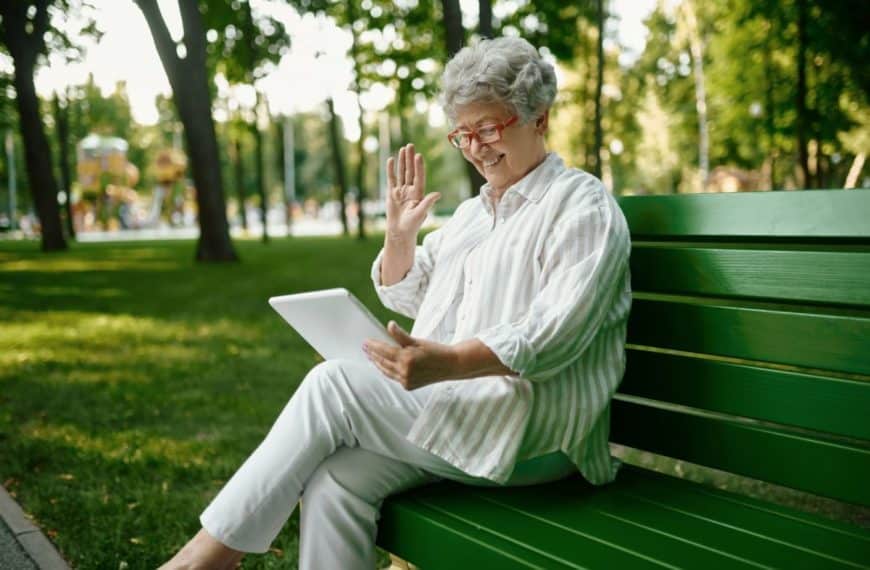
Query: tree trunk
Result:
<box><xmin>12</xmin><ymin>58</ymin><xmax>66</xmax><ymax>250</ymax></box>
<box><xmin>355</xmin><ymin>119</ymin><xmax>367</xmax><ymax>240</ymax></box>
<box><xmin>795</xmin><ymin>0</ymin><xmax>811</xmax><ymax>189</ymax></box>
<box><xmin>684</xmin><ymin>0</ymin><xmax>709</xmax><ymax>191</ymax></box>
<box><xmin>326</xmin><ymin>97</ymin><xmax>349</xmax><ymax>236</ymax></box>
<box><xmin>135</xmin><ymin>0</ymin><xmax>237</xmax><ymax>261</ymax></box>
<box><xmin>1</xmin><ymin>2</ymin><xmax>67</xmax><ymax>251</ymax></box>
<box><xmin>763</xmin><ymin>18</ymin><xmax>778</xmax><ymax>190</ymax></box>
<box><xmin>442</xmin><ymin>0</ymin><xmax>464</xmax><ymax>57</ymax></box>
<box><xmin>346</xmin><ymin>1</ymin><xmax>367</xmax><ymax>240</ymax></box>
<box><xmin>53</xmin><ymin>93</ymin><xmax>76</xmax><ymax>239</ymax></box>
<box><xmin>478</xmin><ymin>0</ymin><xmax>493</xmax><ymax>38</ymax></box>
<box><xmin>275</xmin><ymin>117</ymin><xmax>292</xmax><ymax>232</ymax></box>
<box><xmin>233</xmin><ymin>135</ymin><xmax>248</xmax><ymax>231</ymax></box>
<box><xmin>252</xmin><ymin>92</ymin><xmax>268</xmax><ymax>243</ymax></box>
<box><xmin>592</xmin><ymin>0</ymin><xmax>605</xmax><ymax>179</ymax></box>
<box><xmin>441</xmin><ymin>0</ymin><xmax>487</xmax><ymax>196</ymax></box>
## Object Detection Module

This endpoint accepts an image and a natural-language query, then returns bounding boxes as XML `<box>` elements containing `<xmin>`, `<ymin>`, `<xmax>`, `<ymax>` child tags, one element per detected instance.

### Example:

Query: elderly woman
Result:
<box><xmin>161</xmin><ymin>36</ymin><xmax>631</xmax><ymax>570</ymax></box>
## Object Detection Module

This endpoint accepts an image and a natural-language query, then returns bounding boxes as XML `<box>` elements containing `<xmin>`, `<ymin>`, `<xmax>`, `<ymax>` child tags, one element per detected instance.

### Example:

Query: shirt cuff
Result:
<box><xmin>370</xmin><ymin>247</ymin><xmax>428</xmax><ymax>316</ymax></box>
<box><xmin>475</xmin><ymin>323</ymin><xmax>537</xmax><ymax>378</ymax></box>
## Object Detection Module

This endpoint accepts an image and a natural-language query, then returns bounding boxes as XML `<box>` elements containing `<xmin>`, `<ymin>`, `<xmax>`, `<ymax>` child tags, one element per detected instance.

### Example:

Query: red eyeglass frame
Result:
<box><xmin>447</xmin><ymin>115</ymin><xmax>519</xmax><ymax>149</ymax></box>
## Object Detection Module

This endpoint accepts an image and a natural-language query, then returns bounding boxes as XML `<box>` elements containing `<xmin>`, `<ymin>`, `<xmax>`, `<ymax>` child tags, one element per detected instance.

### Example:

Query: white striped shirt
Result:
<box><xmin>371</xmin><ymin>152</ymin><xmax>632</xmax><ymax>485</ymax></box>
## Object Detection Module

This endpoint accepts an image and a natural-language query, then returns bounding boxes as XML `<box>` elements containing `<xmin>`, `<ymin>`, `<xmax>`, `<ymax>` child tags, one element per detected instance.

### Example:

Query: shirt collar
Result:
<box><xmin>480</xmin><ymin>152</ymin><xmax>565</xmax><ymax>215</ymax></box>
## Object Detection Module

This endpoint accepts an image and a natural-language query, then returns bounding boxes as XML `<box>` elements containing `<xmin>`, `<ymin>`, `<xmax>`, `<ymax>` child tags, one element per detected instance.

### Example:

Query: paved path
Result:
<box><xmin>0</xmin><ymin>485</ymin><xmax>69</xmax><ymax>570</ymax></box>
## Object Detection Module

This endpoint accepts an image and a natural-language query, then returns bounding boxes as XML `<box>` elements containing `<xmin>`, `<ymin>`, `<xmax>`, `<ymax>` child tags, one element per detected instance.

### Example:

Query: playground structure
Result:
<box><xmin>74</xmin><ymin>134</ymin><xmax>191</xmax><ymax>231</ymax></box>
<box><xmin>75</xmin><ymin>134</ymin><xmax>139</xmax><ymax>231</ymax></box>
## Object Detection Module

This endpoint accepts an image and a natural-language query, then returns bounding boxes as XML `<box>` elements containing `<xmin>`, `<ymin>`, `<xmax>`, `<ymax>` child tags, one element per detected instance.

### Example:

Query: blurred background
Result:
<box><xmin>1</xmin><ymin>0</ymin><xmax>867</xmax><ymax>255</ymax></box>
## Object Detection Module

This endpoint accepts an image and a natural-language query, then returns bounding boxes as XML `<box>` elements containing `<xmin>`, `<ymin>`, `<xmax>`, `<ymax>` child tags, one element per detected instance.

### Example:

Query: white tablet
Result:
<box><xmin>268</xmin><ymin>288</ymin><xmax>397</xmax><ymax>361</ymax></box>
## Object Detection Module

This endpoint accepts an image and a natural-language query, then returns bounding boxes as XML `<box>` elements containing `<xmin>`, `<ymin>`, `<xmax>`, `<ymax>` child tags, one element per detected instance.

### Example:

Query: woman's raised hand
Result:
<box><xmin>385</xmin><ymin>144</ymin><xmax>441</xmax><ymax>240</ymax></box>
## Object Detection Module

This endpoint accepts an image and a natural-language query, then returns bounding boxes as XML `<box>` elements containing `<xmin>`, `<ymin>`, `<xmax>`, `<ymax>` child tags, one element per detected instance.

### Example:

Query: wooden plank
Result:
<box><xmin>619</xmin><ymin>350</ymin><xmax>870</xmax><ymax>440</ymax></box>
<box><xmin>414</xmin><ymin>486</ymin><xmax>762</xmax><ymax>569</ymax></box>
<box><xmin>629</xmin><ymin>246</ymin><xmax>870</xmax><ymax>306</ymax></box>
<box><xmin>627</xmin><ymin>298</ymin><xmax>870</xmax><ymax>376</ymax></box>
<box><xmin>379</xmin><ymin>481</ymin><xmax>670</xmax><ymax>569</ymax></box>
<box><xmin>614</xmin><ymin>468</ymin><xmax>870</xmax><ymax>567</ymax></box>
<box><xmin>377</xmin><ymin>497</ymin><xmax>563</xmax><ymax>569</ymax></box>
<box><xmin>610</xmin><ymin>399</ymin><xmax>870</xmax><ymax>506</ymax></box>
<box><xmin>618</xmin><ymin>189</ymin><xmax>870</xmax><ymax>239</ymax></box>
<box><xmin>481</xmin><ymin>471</ymin><xmax>867</xmax><ymax>569</ymax></box>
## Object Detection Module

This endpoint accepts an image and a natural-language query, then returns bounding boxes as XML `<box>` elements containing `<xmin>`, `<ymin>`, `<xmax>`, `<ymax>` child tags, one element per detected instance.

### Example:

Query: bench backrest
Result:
<box><xmin>613</xmin><ymin>189</ymin><xmax>870</xmax><ymax>507</ymax></box>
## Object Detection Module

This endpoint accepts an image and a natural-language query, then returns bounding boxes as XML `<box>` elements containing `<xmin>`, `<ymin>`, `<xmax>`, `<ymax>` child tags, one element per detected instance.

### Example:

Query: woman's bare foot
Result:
<box><xmin>158</xmin><ymin>528</ymin><xmax>244</xmax><ymax>570</ymax></box>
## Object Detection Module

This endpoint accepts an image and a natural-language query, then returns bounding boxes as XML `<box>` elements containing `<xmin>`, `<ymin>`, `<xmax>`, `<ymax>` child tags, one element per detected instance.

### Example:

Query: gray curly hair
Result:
<box><xmin>440</xmin><ymin>36</ymin><xmax>557</xmax><ymax>125</ymax></box>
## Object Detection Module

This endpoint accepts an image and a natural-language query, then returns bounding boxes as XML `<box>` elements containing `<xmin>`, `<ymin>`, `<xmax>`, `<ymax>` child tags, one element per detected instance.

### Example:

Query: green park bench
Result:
<box><xmin>376</xmin><ymin>188</ymin><xmax>870</xmax><ymax>568</ymax></box>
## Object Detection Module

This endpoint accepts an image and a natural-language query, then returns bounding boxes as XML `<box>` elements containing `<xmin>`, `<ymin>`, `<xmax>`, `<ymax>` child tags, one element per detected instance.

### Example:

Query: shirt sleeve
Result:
<box><xmin>370</xmin><ymin>226</ymin><xmax>445</xmax><ymax>319</ymax></box>
<box><xmin>474</xmin><ymin>190</ymin><xmax>630</xmax><ymax>382</ymax></box>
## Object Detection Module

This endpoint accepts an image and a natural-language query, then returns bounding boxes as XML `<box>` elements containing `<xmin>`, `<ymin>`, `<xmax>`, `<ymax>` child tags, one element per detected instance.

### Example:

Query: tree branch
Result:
<box><xmin>134</xmin><ymin>0</ymin><xmax>183</xmax><ymax>94</ymax></box>
<box><xmin>32</xmin><ymin>0</ymin><xmax>52</xmax><ymax>44</ymax></box>
<box><xmin>177</xmin><ymin>0</ymin><xmax>207</xmax><ymax>69</ymax></box>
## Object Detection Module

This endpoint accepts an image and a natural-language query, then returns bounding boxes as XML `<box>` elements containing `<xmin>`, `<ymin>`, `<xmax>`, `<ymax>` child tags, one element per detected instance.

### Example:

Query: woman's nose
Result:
<box><xmin>468</xmin><ymin>136</ymin><xmax>488</xmax><ymax>157</ymax></box>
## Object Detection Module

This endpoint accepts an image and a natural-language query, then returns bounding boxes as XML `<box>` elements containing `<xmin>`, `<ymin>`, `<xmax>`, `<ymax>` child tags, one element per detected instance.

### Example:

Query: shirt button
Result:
<box><xmin>499</xmin><ymin>216</ymin><xmax>506</xmax><ymax>223</ymax></box>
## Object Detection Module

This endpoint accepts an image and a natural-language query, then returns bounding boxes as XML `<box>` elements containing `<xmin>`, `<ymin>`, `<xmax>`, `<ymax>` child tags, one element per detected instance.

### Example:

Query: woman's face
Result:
<box><xmin>453</xmin><ymin>101</ymin><xmax>548</xmax><ymax>195</ymax></box>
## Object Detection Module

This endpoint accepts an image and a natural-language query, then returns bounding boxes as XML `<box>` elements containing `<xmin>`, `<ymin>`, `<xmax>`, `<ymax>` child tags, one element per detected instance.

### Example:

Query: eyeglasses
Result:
<box><xmin>447</xmin><ymin>116</ymin><xmax>518</xmax><ymax>149</ymax></box>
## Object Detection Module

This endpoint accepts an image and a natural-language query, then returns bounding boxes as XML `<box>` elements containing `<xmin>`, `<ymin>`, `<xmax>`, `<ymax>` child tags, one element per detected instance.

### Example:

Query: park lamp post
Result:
<box><xmin>5</xmin><ymin>129</ymin><xmax>16</xmax><ymax>231</ymax></box>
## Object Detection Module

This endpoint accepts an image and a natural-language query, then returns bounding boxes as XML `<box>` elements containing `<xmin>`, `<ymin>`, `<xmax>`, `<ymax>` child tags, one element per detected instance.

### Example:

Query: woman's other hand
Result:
<box><xmin>363</xmin><ymin>322</ymin><xmax>516</xmax><ymax>390</ymax></box>
<box><xmin>386</xmin><ymin>144</ymin><xmax>441</xmax><ymax>241</ymax></box>
<box><xmin>363</xmin><ymin>321</ymin><xmax>458</xmax><ymax>390</ymax></box>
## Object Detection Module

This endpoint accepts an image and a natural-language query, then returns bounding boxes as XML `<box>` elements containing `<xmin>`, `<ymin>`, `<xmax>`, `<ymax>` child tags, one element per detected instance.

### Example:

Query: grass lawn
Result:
<box><xmin>0</xmin><ymin>235</ymin><xmax>409</xmax><ymax>569</ymax></box>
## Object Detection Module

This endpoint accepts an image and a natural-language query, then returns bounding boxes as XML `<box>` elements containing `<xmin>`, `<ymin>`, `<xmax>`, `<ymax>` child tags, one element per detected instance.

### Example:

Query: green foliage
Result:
<box><xmin>203</xmin><ymin>0</ymin><xmax>290</xmax><ymax>84</ymax></box>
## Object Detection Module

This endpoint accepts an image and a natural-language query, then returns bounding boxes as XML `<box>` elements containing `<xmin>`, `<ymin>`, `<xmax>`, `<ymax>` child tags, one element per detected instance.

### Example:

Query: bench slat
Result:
<box><xmin>618</xmin><ymin>190</ymin><xmax>870</xmax><ymax>238</ymax></box>
<box><xmin>630</xmin><ymin>245</ymin><xmax>870</xmax><ymax>306</ymax></box>
<box><xmin>418</xmin><ymin>485</ymin><xmax>765</xmax><ymax>569</ymax></box>
<box><xmin>610</xmin><ymin>399</ymin><xmax>870</xmax><ymax>506</ymax></box>
<box><xmin>470</xmin><ymin>470</ymin><xmax>867</xmax><ymax>568</ymax></box>
<box><xmin>619</xmin><ymin>349</ymin><xmax>870</xmax><ymax>440</ymax></box>
<box><xmin>628</xmin><ymin>298</ymin><xmax>870</xmax><ymax>376</ymax></box>
<box><xmin>614</xmin><ymin>469</ymin><xmax>870</xmax><ymax>565</ymax></box>
<box><xmin>378</xmin><ymin>498</ymin><xmax>565</xmax><ymax>568</ymax></box>
<box><xmin>378</xmin><ymin>487</ymin><xmax>663</xmax><ymax>569</ymax></box>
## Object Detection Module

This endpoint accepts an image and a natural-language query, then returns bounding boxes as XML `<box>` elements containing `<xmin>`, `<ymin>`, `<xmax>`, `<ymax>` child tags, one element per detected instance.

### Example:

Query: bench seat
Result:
<box><xmin>378</xmin><ymin>466</ymin><xmax>870</xmax><ymax>569</ymax></box>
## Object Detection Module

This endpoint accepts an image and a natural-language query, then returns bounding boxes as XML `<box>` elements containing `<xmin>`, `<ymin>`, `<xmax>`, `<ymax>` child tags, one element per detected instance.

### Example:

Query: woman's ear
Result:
<box><xmin>535</xmin><ymin>110</ymin><xmax>550</xmax><ymax>134</ymax></box>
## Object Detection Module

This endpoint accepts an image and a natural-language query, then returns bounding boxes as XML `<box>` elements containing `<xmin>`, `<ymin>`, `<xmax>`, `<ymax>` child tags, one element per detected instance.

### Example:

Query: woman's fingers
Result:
<box><xmin>365</xmin><ymin>343</ymin><xmax>403</xmax><ymax>381</ymax></box>
<box><xmin>404</xmin><ymin>144</ymin><xmax>415</xmax><ymax>185</ymax></box>
<box><xmin>414</xmin><ymin>192</ymin><xmax>441</xmax><ymax>216</ymax></box>
<box><xmin>365</xmin><ymin>339</ymin><xmax>399</xmax><ymax>361</ymax></box>
<box><xmin>396</xmin><ymin>146</ymin><xmax>406</xmax><ymax>187</ymax></box>
<box><xmin>413</xmin><ymin>154</ymin><xmax>425</xmax><ymax>198</ymax></box>
<box><xmin>386</xmin><ymin>156</ymin><xmax>396</xmax><ymax>189</ymax></box>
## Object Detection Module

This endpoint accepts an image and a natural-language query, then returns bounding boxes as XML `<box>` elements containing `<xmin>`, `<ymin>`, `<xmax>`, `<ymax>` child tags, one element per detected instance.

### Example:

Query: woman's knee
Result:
<box><xmin>301</xmin><ymin>450</ymin><xmax>383</xmax><ymax>520</ymax></box>
<box><xmin>303</xmin><ymin>448</ymin><xmax>435</xmax><ymax>510</ymax></box>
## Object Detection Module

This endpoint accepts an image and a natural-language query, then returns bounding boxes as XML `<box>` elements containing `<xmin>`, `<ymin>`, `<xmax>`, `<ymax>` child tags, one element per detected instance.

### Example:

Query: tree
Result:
<box><xmin>325</xmin><ymin>97</ymin><xmax>350</xmax><ymax>236</ymax></box>
<box><xmin>591</xmin><ymin>0</ymin><xmax>605</xmax><ymax>178</ymax></box>
<box><xmin>795</xmin><ymin>0</ymin><xmax>810</xmax><ymax>187</ymax></box>
<box><xmin>0</xmin><ymin>1</ymin><xmax>67</xmax><ymax>251</ymax></box>
<box><xmin>440</xmin><ymin>0</ymin><xmax>487</xmax><ymax>195</ymax></box>
<box><xmin>52</xmin><ymin>92</ymin><xmax>75</xmax><ymax>238</ymax></box>
<box><xmin>212</xmin><ymin>0</ymin><xmax>289</xmax><ymax>243</ymax></box>
<box><xmin>681</xmin><ymin>0</ymin><xmax>710</xmax><ymax>189</ymax></box>
<box><xmin>134</xmin><ymin>0</ymin><xmax>237</xmax><ymax>261</ymax></box>
<box><xmin>478</xmin><ymin>0</ymin><xmax>493</xmax><ymax>39</ymax></box>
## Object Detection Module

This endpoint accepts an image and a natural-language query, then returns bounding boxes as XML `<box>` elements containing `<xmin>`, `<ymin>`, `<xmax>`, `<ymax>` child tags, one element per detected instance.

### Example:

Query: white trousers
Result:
<box><xmin>200</xmin><ymin>359</ymin><xmax>576</xmax><ymax>569</ymax></box>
